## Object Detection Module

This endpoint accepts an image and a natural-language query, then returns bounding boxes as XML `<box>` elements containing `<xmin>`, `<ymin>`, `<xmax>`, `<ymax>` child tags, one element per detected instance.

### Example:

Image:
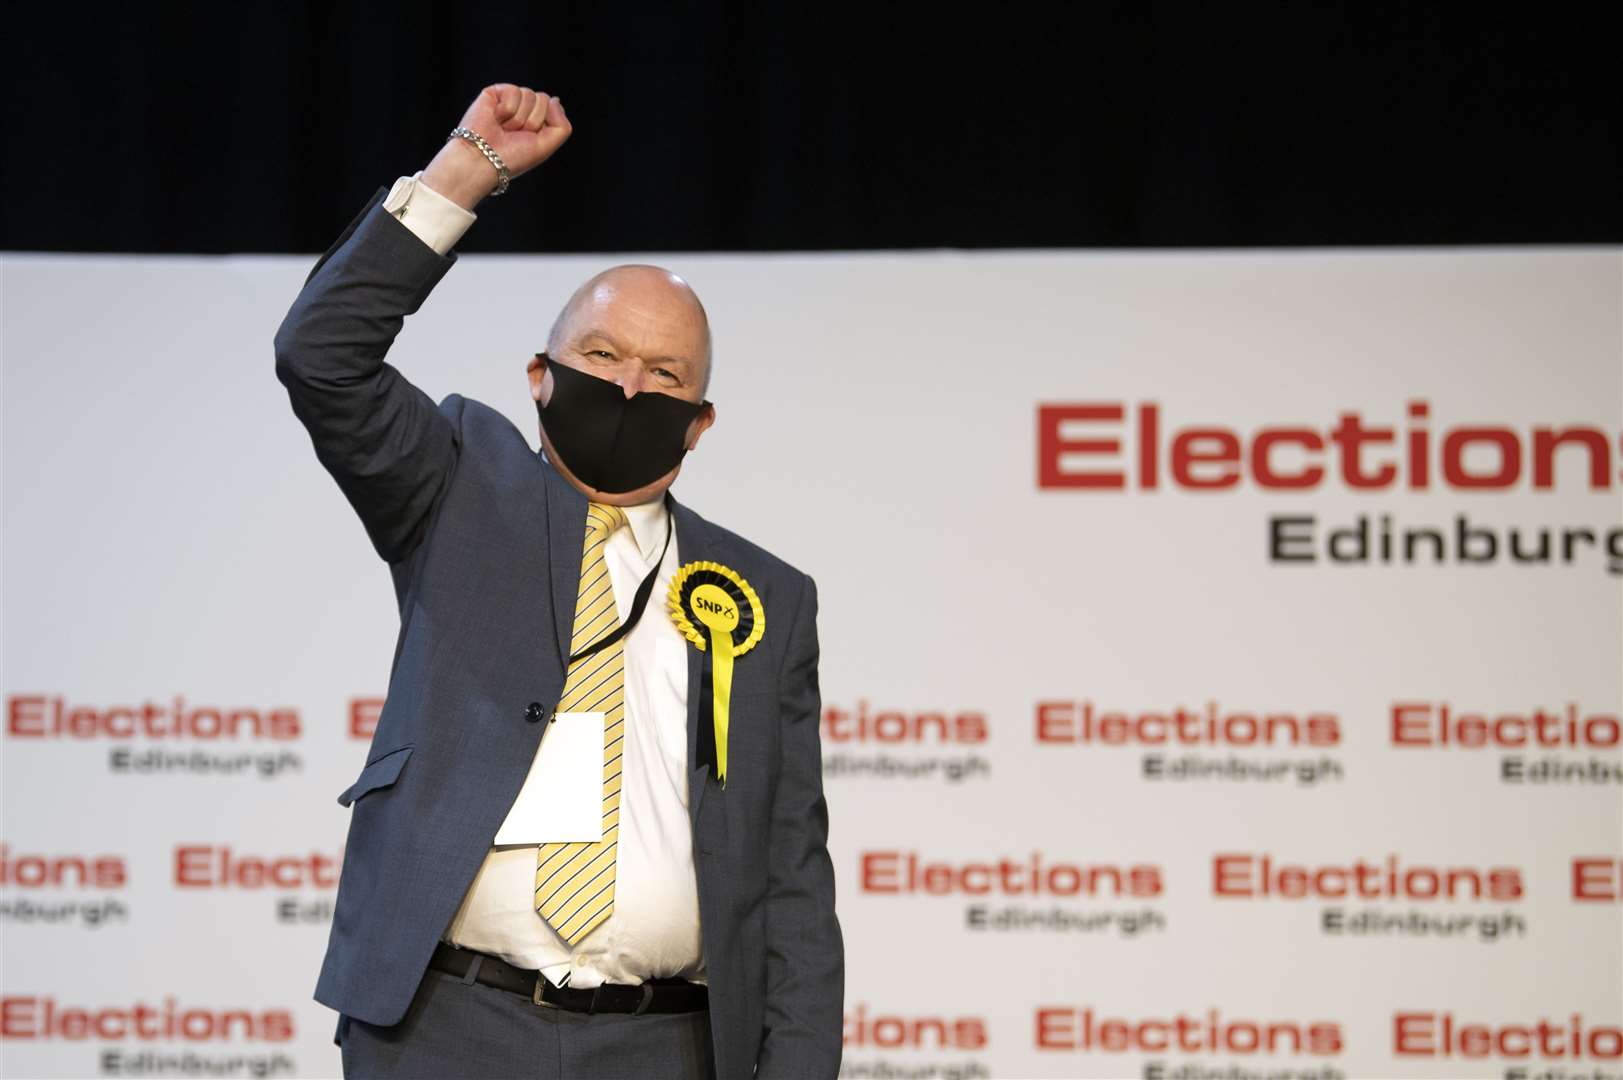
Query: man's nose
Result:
<box><xmin>617</xmin><ymin>363</ymin><xmax>645</xmax><ymax>398</ymax></box>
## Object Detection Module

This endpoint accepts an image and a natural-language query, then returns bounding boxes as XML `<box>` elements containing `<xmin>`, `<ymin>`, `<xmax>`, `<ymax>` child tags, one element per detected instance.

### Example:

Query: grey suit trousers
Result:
<box><xmin>339</xmin><ymin>966</ymin><xmax>715</xmax><ymax>1079</ymax></box>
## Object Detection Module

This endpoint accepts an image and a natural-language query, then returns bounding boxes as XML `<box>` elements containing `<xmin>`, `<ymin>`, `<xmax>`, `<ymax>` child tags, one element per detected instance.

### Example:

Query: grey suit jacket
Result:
<box><xmin>273</xmin><ymin>187</ymin><xmax>843</xmax><ymax>1079</ymax></box>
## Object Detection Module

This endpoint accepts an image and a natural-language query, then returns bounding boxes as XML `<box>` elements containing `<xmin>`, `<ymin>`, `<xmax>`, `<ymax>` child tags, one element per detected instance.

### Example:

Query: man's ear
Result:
<box><xmin>527</xmin><ymin>353</ymin><xmax>548</xmax><ymax>403</ymax></box>
<box><xmin>685</xmin><ymin>402</ymin><xmax>717</xmax><ymax>451</ymax></box>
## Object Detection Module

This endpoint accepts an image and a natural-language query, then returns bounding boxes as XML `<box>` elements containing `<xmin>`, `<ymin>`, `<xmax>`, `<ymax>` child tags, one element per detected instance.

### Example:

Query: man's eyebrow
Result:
<box><xmin>575</xmin><ymin>328</ymin><xmax>625</xmax><ymax>351</ymax></box>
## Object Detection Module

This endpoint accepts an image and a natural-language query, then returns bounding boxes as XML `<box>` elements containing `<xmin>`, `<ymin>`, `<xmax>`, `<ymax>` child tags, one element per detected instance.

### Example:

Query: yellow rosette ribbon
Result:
<box><xmin>668</xmin><ymin>561</ymin><xmax>765</xmax><ymax>786</ymax></box>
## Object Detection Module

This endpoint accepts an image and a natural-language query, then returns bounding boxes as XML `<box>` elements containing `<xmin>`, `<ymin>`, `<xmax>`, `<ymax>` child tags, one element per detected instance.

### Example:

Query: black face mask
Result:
<box><xmin>535</xmin><ymin>353</ymin><xmax>710</xmax><ymax>494</ymax></box>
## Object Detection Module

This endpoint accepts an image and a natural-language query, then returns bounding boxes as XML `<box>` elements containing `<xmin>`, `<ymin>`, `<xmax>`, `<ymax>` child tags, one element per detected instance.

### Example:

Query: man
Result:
<box><xmin>273</xmin><ymin>82</ymin><xmax>843</xmax><ymax>1079</ymax></box>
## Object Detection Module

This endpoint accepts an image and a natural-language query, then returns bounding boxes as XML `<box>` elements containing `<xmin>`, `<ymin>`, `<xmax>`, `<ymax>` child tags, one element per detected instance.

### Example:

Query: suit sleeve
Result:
<box><xmin>756</xmin><ymin>572</ymin><xmax>845</xmax><ymax>1078</ymax></box>
<box><xmin>273</xmin><ymin>186</ymin><xmax>460</xmax><ymax>564</ymax></box>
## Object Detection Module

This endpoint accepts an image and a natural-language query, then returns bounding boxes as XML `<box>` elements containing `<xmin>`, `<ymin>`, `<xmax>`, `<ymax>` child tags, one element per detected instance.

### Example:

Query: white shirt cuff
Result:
<box><xmin>381</xmin><ymin>171</ymin><xmax>477</xmax><ymax>256</ymax></box>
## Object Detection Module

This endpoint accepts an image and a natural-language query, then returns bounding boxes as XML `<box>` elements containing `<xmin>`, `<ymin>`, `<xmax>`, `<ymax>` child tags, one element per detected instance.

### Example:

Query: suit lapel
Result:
<box><xmin>541</xmin><ymin>458</ymin><xmax>588</xmax><ymax>670</ymax></box>
<box><xmin>671</xmin><ymin>493</ymin><xmax>730</xmax><ymax>827</ymax></box>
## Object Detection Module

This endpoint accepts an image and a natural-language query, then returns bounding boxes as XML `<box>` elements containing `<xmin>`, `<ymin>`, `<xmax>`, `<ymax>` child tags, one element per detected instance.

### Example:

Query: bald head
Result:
<box><xmin>546</xmin><ymin>264</ymin><xmax>712</xmax><ymax>398</ymax></box>
<box><xmin>528</xmin><ymin>262</ymin><xmax>719</xmax><ymax>506</ymax></box>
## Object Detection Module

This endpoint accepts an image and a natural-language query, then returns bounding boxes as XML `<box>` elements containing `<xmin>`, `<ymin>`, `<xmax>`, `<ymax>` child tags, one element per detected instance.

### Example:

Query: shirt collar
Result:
<box><xmin>619</xmin><ymin>495</ymin><xmax>669</xmax><ymax>564</ymax></box>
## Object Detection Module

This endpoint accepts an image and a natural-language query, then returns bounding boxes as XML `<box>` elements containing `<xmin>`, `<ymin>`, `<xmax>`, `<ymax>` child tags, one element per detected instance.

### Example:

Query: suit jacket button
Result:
<box><xmin>525</xmin><ymin>702</ymin><xmax>546</xmax><ymax>723</ymax></box>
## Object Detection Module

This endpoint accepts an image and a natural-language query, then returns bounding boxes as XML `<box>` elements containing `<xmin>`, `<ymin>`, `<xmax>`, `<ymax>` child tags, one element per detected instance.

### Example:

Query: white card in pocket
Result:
<box><xmin>492</xmin><ymin>711</ymin><xmax>606</xmax><ymax>844</ymax></box>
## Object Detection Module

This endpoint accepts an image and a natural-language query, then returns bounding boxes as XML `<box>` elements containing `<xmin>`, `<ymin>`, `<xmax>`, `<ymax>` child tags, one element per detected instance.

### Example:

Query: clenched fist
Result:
<box><xmin>421</xmin><ymin>83</ymin><xmax>573</xmax><ymax>210</ymax></box>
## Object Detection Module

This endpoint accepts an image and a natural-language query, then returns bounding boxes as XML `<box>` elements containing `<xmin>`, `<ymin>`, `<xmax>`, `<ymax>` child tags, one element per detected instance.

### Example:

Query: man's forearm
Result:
<box><xmin>421</xmin><ymin>135</ymin><xmax>502</xmax><ymax>211</ymax></box>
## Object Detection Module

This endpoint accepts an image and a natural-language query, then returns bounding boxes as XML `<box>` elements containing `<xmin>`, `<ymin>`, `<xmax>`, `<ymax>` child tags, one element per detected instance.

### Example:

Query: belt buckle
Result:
<box><xmin>532</xmin><ymin>976</ymin><xmax>558</xmax><ymax>1009</ymax></box>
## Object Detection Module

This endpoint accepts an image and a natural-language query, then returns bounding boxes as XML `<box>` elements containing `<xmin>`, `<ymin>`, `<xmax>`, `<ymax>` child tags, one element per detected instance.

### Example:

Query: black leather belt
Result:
<box><xmin>430</xmin><ymin>942</ymin><xmax>708</xmax><ymax>1014</ymax></box>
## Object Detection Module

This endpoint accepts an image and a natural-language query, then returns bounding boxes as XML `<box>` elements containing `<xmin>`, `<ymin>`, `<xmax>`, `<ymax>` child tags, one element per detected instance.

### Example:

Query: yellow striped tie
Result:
<box><xmin>535</xmin><ymin>502</ymin><xmax>631</xmax><ymax>944</ymax></box>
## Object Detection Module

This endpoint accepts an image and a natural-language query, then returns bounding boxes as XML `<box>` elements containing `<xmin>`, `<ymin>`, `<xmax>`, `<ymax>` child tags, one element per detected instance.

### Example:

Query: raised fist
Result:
<box><xmin>422</xmin><ymin>82</ymin><xmax>572</xmax><ymax>208</ymax></box>
<box><xmin>455</xmin><ymin>83</ymin><xmax>572</xmax><ymax>178</ymax></box>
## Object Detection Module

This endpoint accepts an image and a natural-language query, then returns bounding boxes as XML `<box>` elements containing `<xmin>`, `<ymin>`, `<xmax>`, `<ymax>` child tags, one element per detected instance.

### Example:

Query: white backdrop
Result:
<box><xmin>2</xmin><ymin>242</ymin><xmax>1620</xmax><ymax>1079</ymax></box>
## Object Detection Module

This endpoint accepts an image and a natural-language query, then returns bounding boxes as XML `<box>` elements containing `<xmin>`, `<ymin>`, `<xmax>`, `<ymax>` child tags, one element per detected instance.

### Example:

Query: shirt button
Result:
<box><xmin>525</xmin><ymin>702</ymin><xmax>547</xmax><ymax>723</ymax></box>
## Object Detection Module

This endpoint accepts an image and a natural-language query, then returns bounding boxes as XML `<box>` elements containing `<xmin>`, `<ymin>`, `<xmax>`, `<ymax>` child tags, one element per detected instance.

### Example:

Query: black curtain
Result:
<box><xmin>3</xmin><ymin>3</ymin><xmax>1617</xmax><ymax>253</ymax></box>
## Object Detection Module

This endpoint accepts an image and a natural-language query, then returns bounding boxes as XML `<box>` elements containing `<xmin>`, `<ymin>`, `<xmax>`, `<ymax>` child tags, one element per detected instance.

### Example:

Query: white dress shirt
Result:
<box><xmin>379</xmin><ymin>171</ymin><xmax>478</xmax><ymax>255</ymax></box>
<box><xmin>381</xmin><ymin>174</ymin><xmax>705</xmax><ymax>989</ymax></box>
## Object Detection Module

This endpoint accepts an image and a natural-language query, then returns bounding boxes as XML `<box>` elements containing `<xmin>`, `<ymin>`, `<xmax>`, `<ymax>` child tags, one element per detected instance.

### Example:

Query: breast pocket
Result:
<box><xmin>336</xmin><ymin>744</ymin><xmax>414</xmax><ymax>806</ymax></box>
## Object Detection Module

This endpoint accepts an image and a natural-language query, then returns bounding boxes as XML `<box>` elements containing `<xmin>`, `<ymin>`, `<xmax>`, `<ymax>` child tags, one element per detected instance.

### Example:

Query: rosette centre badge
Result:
<box><xmin>669</xmin><ymin>561</ymin><xmax>765</xmax><ymax>786</ymax></box>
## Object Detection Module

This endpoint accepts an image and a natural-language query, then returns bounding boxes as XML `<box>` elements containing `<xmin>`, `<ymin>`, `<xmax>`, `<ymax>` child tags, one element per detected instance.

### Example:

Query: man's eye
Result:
<box><xmin>588</xmin><ymin>350</ymin><xmax>616</xmax><ymax>361</ymax></box>
<box><xmin>654</xmin><ymin>367</ymin><xmax>677</xmax><ymax>381</ymax></box>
